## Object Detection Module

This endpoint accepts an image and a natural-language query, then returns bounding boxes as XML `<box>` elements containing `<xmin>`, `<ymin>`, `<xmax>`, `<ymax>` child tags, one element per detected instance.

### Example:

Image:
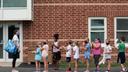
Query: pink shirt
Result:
<box><xmin>92</xmin><ymin>43</ymin><xmax>102</xmax><ymax>55</ymax></box>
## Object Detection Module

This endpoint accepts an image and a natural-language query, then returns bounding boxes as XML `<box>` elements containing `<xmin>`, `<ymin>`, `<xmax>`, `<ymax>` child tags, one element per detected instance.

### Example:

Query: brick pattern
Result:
<box><xmin>23</xmin><ymin>3</ymin><xmax>128</xmax><ymax>62</ymax></box>
<box><xmin>34</xmin><ymin>0</ymin><xmax>128</xmax><ymax>3</ymax></box>
<box><xmin>24</xmin><ymin>5</ymin><xmax>128</xmax><ymax>40</ymax></box>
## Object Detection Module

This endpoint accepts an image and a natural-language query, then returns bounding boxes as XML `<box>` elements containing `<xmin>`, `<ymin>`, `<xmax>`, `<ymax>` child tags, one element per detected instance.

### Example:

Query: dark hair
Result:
<box><xmin>121</xmin><ymin>36</ymin><xmax>125</xmax><ymax>42</ymax></box>
<box><xmin>53</xmin><ymin>33</ymin><xmax>59</xmax><ymax>40</ymax></box>
<box><xmin>97</xmin><ymin>38</ymin><xmax>101</xmax><ymax>43</ymax></box>
<box><xmin>68</xmin><ymin>40</ymin><xmax>72</xmax><ymax>45</ymax></box>
<box><xmin>43</xmin><ymin>42</ymin><xmax>47</xmax><ymax>44</ymax></box>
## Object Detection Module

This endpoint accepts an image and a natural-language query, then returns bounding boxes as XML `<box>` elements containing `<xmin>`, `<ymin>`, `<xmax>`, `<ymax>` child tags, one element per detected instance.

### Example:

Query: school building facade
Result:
<box><xmin>0</xmin><ymin>0</ymin><xmax>128</xmax><ymax>66</ymax></box>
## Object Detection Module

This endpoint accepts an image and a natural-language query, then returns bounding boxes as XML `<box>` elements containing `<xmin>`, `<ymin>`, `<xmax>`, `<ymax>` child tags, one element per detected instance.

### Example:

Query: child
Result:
<box><xmin>73</xmin><ymin>41</ymin><xmax>80</xmax><ymax>72</ymax></box>
<box><xmin>99</xmin><ymin>39</ymin><xmax>112</xmax><ymax>72</ymax></box>
<box><xmin>42</xmin><ymin>40</ymin><xmax>49</xmax><ymax>72</ymax></box>
<box><xmin>64</xmin><ymin>40</ymin><xmax>73</xmax><ymax>72</ymax></box>
<box><xmin>92</xmin><ymin>38</ymin><xmax>102</xmax><ymax>72</ymax></box>
<box><xmin>82</xmin><ymin>38</ymin><xmax>91</xmax><ymax>72</ymax></box>
<box><xmin>33</xmin><ymin>42</ymin><xmax>42</xmax><ymax>72</ymax></box>
<box><xmin>117</xmin><ymin>37</ymin><xmax>127</xmax><ymax>72</ymax></box>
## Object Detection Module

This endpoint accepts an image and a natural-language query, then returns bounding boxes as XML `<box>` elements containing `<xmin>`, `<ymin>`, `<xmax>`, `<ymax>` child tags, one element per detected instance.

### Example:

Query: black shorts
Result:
<box><xmin>53</xmin><ymin>51</ymin><xmax>61</xmax><ymax>61</ymax></box>
<box><xmin>66</xmin><ymin>57</ymin><xmax>71</xmax><ymax>63</ymax></box>
<box><xmin>93</xmin><ymin>55</ymin><xmax>101</xmax><ymax>67</ymax></box>
<box><xmin>117</xmin><ymin>52</ymin><xmax>126</xmax><ymax>64</ymax></box>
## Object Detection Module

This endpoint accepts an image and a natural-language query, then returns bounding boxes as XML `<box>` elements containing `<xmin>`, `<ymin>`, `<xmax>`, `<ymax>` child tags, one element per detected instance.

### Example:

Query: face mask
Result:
<box><xmin>16</xmin><ymin>31</ymin><xmax>20</xmax><ymax>35</ymax></box>
<box><xmin>95</xmin><ymin>40</ymin><xmax>99</xmax><ymax>43</ymax></box>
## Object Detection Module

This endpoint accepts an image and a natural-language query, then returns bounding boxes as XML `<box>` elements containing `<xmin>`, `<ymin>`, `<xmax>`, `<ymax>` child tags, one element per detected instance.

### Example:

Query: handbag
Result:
<box><xmin>4</xmin><ymin>39</ymin><xmax>17</xmax><ymax>54</ymax></box>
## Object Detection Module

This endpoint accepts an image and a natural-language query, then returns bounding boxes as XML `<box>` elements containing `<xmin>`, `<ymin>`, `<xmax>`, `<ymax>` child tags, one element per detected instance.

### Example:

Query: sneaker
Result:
<box><xmin>122</xmin><ymin>68</ymin><xmax>127</xmax><ymax>72</ymax></box>
<box><xmin>43</xmin><ymin>70</ymin><xmax>48</xmax><ymax>72</ymax></box>
<box><xmin>84</xmin><ymin>70</ymin><xmax>89</xmax><ymax>72</ymax></box>
<box><xmin>12</xmin><ymin>69</ymin><xmax>19</xmax><ymax>72</ymax></box>
<box><xmin>105</xmin><ymin>70</ymin><xmax>110</xmax><ymax>72</ymax></box>
<box><xmin>74</xmin><ymin>71</ymin><xmax>77</xmax><ymax>72</ymax></box>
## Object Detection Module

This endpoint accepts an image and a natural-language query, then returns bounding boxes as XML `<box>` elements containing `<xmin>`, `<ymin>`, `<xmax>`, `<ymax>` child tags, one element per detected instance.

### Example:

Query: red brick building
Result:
<box><xmin>0</xmin><ymin>0</ymin><xmax>128</xmax><ymax>65</ymax></box>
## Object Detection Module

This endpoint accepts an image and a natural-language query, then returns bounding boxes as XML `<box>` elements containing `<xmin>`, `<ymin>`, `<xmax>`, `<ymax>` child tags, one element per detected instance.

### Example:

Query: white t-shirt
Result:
<box><xmin>42</xmin><ymin>44</ymin><xmax>49</xmax><ymax>57</ymax></box>
<box><xmin>66</xmin><ymin>45</ymin><xmax>72</xmax><ymax>57</ymax></box>
<box><xmin>53</xmin><ymin>41</ymin><xmax>60</xmax><ymax>52</ymax></box>
<box><xmin>73</xmin><ymin>46</ymin><xmax>79</xmax><ymax>59</ymax></box>
<box><xmin>102</xmin><ymin>44</ymin><xmax>112</xmax><ymax>59</ymax></box>
<box><xmin>12</xmin><ymin>34</ymin><xmax>19</xmax><ymax>47</ymax></box>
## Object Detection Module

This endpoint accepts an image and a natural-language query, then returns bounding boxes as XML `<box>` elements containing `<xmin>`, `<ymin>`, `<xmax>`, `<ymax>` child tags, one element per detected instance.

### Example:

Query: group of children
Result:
<box><xmin>33</xmin><ymin>41</ymin><xmax>49</xmax><ymax>72</ymax></box>
<box><xmin>33</xmin><ymin>37</ymin><xmax>127</xmax><ymax>72</ymax></box>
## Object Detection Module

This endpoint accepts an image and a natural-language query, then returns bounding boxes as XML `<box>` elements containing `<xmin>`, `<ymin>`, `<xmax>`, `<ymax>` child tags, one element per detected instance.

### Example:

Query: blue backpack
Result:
<box><xmin>4</xmin><ymin>39</ymin><xmax>17</xmax><ymax>54</ymax></box>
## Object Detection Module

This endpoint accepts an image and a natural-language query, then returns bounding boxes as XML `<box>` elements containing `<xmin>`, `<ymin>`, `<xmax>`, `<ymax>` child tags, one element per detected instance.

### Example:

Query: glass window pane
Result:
<box><xmin>3</xmin><ymin>0</ymin><xmax>27</xmax><ymax>7</ymax></box>
<box><xmin>91</xmin><ymin>28</ymin><xmax>104</xmax><ymax>31</ymax></box>
<box><xmin>117</xmin><ymin>32</ymin><xmax>128</xmax><ymax>43</ymax></box>
<box><xmin>117</xmin><ymin>19</ymin><xmax>128</xmax><ymax>30</ymax></box>
<box><xmin>91</xmin><ymin>32</ymin><xmax>104</xmax><ymax>43</ymax></box>
<box><xmin>91</xmin><ymin>19</ymin><xmax>104</xmax><ymax>26</ymax></box>
<box><xmin>0</xmin><ymin>0</ymin><xmax>1</xmax><ymax>8</ymax></box>
<box><xmin>0</xmin><ymin>25</ymin><xmax>3</xmax><ymax>58</ymax></box>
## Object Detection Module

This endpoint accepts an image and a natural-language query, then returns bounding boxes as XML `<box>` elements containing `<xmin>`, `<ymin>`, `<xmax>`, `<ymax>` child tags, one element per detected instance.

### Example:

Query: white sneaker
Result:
<box><xmin>84</xmin><ymin>70</ymin><xmax>89</xmax><ymax>72</ymax></box>
<box><xmin>43</xmin><ymin>71</ymin><xmax>46</xmax><ymax>72</ymax></box>
<box><xmin>12</xmin><ymin>69</ymin><xmax>19</xmax><ymax>72</ymax></box>
<box><xmin>74</xmin><ymin>71</ymin><xmax>77</xmax><ymax>72</ymax></box>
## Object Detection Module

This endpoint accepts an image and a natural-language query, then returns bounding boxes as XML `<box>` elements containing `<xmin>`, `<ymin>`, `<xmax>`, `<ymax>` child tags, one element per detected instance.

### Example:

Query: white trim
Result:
<box><xmin>88</xmin><ymin>17</ymin><xmax>107</xmax><ymax>43</ymax></box>
<box><xmin>20</xmin><ymin>22</ymin><xmax>23</xmax><ymax>62</ymax></box>
<box><xmin>117</xmin><ymin>30</ymin><xmax>128</xmax><ymax>32</ymax></box>
<box><xmin>91</xmin><ymin>31</ymin><xmax>104</xmax><ymax>32</ymax></box>
<box><xmin>114</xmin><ymin>17</ymin><xmax>128</xmax><ymax>45</ymax></box>
<box><xmin>0</xmin><ymin>0</ymin><xmax>32</xmax><ymax>20</ymax></box>
<box><xmin>91</xmin><ymin>26</ymin><xmax>104</xmax><ymax>28</ymax></box>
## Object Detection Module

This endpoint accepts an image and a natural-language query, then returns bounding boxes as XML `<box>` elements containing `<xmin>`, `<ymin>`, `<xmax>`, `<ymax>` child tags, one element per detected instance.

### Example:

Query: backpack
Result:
<box><xmin>4</xmin><ymin>39</ymin><xmax>17</xmax><ymax>54</ymax></box>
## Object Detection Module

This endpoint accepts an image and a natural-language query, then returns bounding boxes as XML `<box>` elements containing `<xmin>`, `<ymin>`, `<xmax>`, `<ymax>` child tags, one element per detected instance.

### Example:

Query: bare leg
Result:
<box><xmin>74</xmin><ymin>60</ymin><xmax>78</xmax><ymax>71</ymax></box>
<box><xmin>35</xmin><ymin>61</ymin><xmax>38</xmax><ymax>71</ymax></box>
<box><xmin>107</xmin><ymin>59</ymin><xmax>111</xmax><ymax>71</ymax></box>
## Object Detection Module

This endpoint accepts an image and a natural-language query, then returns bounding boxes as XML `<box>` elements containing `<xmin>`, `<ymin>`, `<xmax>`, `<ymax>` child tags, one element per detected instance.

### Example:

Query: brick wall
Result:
<box><xmin>22</xmin><ymin>1</ymin><xmax>128</xmax><ymax>63</ymax></box>
<box><xmin>34</xmin><ymin>0</ymin><xmax>128</xmax><ymax>3</ymax></box>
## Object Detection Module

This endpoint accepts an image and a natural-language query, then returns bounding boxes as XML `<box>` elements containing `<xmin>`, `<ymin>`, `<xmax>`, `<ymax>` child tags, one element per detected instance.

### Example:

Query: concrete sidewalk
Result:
<box><xmin>0</xmin><ymin>63</ymin><xmax>127</xmax><ymax>72</ymax></box>
<box><xmin>0</xmin><ymin>67</ymin><xmax>127</xmax><ymax>72</ymax></box>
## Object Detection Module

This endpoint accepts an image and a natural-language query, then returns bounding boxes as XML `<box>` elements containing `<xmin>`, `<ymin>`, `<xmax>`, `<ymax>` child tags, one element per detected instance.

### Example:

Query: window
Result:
<box><xmin>3</xmin><ymin>0</ymin><xmax>27</xmax><ymax>7</ymax></box>
<box><xmin>0</xmin><ymin>0</ymin><xmax>1</xmax><ymax>7</ymax></box>
<box><xmin>115</xmin><ymin>17</ymin><xmax>128</xmax><ymax>43</ymax></box>
<box><xmin>89</xmin><ymin>17</ymin><xmax>107</xmax><ymax>43</ymax></box>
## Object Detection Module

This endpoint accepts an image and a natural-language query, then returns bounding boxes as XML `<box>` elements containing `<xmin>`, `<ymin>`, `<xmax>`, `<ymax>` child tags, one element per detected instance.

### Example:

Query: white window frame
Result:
<box><xmin>114</xmin><ymin>17</ymin><xmax>128</xmax><ymax>45</ymax></box>
<box><xmin>88</xmin><ymin>17</ymin><xmax>107</xmax><ymax>43</ymax></box>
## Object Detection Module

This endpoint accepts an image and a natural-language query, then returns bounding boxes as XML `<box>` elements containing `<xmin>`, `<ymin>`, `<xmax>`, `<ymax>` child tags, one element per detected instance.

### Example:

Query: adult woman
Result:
<box><xmin>12</xmin><ymin>30</ymin><xmax>20</xmax><ymax>72</ymax></box>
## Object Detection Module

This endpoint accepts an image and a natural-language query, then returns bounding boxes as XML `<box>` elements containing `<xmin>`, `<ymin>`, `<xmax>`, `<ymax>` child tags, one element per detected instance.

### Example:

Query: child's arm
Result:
<box><xmin>41</xmin><ymin>47</ymin><xmax>44</xmax><ymax>51</ymax></box>
<box><xmin>60</xmin><ymin>46</ymin><xmax>66</xmax><ymax>50</ymax></box>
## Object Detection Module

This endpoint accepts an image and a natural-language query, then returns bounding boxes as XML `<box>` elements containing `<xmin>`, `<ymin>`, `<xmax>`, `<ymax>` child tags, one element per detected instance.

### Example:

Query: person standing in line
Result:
<box><xmin>12</xmin><ymin>30</ymin><xmax>20</xmax><ymax>72</ymax></box>
<box><xmin>98</xmin><ymin>39</ymin><xmax>112</xmax><ymax>72</ymax></box>
<box><xmin>32</xmin><ymin>42</ymin><xmax>42</xmax><ymax>72</ymax></box>
<box><xmin>63</xmin><ymin>40</ymin><xmax>73</xmax><ymax>72</ymax></box>
<box><xmin>82</xmin><ymin>38</ymin><xmax>91</xmax><ymax>72</ymax></box>
<box><xmin>42</xmin><ymin>40</ymin><xmax>49</xmax><ymax>72</ymax></box>
<box><xmin>73</xmin><ymin>41</ymin><xmax>80</xmax><ymax>72</ymax></box>
<box><xmin>116</xmin><ymin>37</ymin><xmax>127</xmax><ymax>72</ymax></box>
<box><xmin>92</xmin><ymin>38</ymin><xmax>102</xmax><ymax>72</ymax></box>
<box><xmin>52</xmin><ymin>33</ymin><xmax>61</xmax><ymax>70</ymax></box>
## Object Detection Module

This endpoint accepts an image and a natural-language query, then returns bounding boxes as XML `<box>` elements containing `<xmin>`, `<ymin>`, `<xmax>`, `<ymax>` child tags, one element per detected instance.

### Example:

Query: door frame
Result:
<box><xmin>0</xmin><ymin>22</ymin><xmax>23</xmax><ymax>62</ymax></box>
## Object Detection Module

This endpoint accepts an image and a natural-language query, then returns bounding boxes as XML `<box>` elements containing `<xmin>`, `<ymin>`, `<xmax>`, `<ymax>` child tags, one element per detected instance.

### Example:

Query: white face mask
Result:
<box><xmin>16</xmin><ymin>30</ymin><xmax>20</xmax><ymax>35</ymax></box>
